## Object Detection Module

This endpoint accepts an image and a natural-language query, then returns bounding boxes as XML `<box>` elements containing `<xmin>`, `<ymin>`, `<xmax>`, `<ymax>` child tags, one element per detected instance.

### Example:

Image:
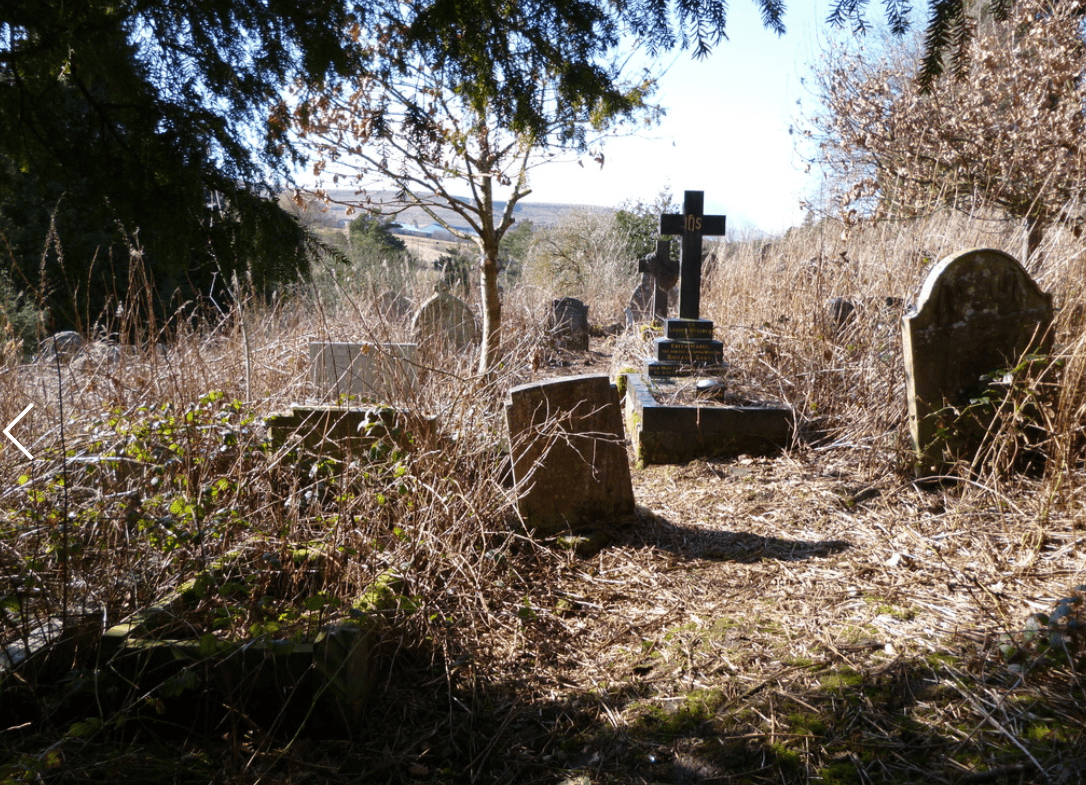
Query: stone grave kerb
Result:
<box><xmin>903</xmin><ymin>247</ymin><xmax>1054</xmax><ymax>473</ymax></box>
<box><xmin>659</xmin><ymin>190</ymin><xmax>727</xmax><ymax>320</ymax></box>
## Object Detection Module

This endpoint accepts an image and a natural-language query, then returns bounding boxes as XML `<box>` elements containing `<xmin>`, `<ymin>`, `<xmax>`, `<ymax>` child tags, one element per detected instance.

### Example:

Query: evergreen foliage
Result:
<box><xmin>346</xmin><ymin>215</ymin><xmax>414</xmax><ymax>293</ymax></box>
<box><xmin>0</xmin><ymin>0</ymin><xmax>355</xmax><ymax>329</ymax></box>
<box><xmin>1</xmin><ymin>0</ymin><xmax>966</xmax><ymax>332</ymax></box>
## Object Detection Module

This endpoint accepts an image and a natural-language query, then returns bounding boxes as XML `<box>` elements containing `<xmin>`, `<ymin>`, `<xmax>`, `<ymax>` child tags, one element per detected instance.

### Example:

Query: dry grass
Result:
<box><xmin>2</xmin><ymin>207</ymin><xmax>1086</xmax><ymax>783</ymax></box>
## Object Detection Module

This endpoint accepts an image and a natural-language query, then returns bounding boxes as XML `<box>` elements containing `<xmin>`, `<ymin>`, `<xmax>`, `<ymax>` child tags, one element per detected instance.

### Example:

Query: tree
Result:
<box><xmin>433</xmin><ymin>249</ymin><xmax>474</xmax><ymax>298</ymax></box>
<box><xmin>809</xmin><ymin>0</ymin><xmax>1086</xmax><ymax>258</ymax></box>
<box><xmin>615</xmin><ymin>191</ymin><xmax>681</xmax><ymax>261</ymax></box>
<box><xmin>5</xmin><ymin>0</ymin><xmax>972</xmax><ymax>331</ymax></box>
<box><xmin>525</xmin><ymin>209</ymin><xmax>638</xmax><ymax>305</ymax></box>
<box><xmin>295</xmin><ymin>6</ymin><xmax>664</xmax><ymax>373</ymax></box>
<box><xmin>346</xmin><ymin>215</ymin><xmax>414</xmax><ymax>293</ymax></box>
<box><xmin>499</xmin><ymin>219</ymin><xmax>536</xmax><ymax>283</ymax></box>
<box><xmin>0</xmin><ymin>0</ymin><xmax>365</xmax><ymax>328</ymax></box>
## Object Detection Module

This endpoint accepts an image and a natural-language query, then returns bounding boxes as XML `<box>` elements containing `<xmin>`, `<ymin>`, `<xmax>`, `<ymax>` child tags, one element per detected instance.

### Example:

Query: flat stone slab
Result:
<box><xmin>265</xmin><ymin>405</ymin><xmax>432</xmax><ymax>458</ymax></box>
<box><xmin>97</xmin><ymin>565</ymin><xmax>375</xmax><ymax>736</ymax></box>
<box><xmin>310</xmin><ymin>342</ymin><xmax>418</xmax><ymax>403</ymax></box>
<box><xmin>624</xmin><ymin>373</ymin><xmax>793</xmax><ymax>465</ymax></box>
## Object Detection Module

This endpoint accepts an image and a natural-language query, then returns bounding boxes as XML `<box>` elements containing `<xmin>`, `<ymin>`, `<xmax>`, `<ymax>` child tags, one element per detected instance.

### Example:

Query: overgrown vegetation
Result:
<box><xmin>1</xmin><ymin>199</ymin><xmax>1085</xmax><ymax>782</ymax></box>
<box><xmin>807</xmin><ymin>0</ymin><xmax>1086</xmax><ymax>257</ymax></box>
<box><xmin>4</xmin><ymin>3</ymin><xmax>1086</xmax><ymax>777</ymax></box>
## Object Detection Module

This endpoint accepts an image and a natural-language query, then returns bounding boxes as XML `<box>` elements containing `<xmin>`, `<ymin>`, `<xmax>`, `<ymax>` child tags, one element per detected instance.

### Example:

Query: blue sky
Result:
<box><xmin>525</xmin><ymin>0</ymin><xmax>829</xmax><ymax>235</ymax></box>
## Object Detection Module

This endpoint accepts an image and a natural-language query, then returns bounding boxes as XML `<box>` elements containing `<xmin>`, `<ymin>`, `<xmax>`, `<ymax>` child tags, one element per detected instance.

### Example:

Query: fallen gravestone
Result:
<box><xmin>412</xmin><ymin>285</ymin><xmax>478</xmax><ymax>352</ymax></box>
<box><xmin>506</xmin><ymin>374</ymin><xmax>635</xmax><ymax>534</ymax></box>
<box><xmin>902</xmin><ymin>248</ymin><xmax>1054</xmax><ymax>474</ymax></box>
<box><xmin>551</xmin><ymin>297</ymin><xmax>590</xmax><ymax>352</ymax></box>
<box><xmin>310</xmin><ymin>342</ymin><xmax>418</xmax><ymax>402</ymax></box>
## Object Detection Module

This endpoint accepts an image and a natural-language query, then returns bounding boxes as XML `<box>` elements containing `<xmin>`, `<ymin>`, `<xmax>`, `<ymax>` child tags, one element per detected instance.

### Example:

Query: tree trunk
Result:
<box><xmin>478</xmin><ymin>248</ymin><xmax>502</xmax><ymax>374</ymax></box>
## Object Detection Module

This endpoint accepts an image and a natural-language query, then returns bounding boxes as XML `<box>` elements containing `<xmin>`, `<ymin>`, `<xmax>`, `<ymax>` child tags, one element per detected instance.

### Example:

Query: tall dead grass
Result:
<box><xmin>4</xmin><ymin>201</ymin><xmax>1086</xmax><ymax>760</ymax></box>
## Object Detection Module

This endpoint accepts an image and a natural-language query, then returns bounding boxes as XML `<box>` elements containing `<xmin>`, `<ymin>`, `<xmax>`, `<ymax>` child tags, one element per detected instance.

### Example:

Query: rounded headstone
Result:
<box><xmin>903</xmin><ymin>247</ymin><xmax>1054</xmax><ymax>472</ymax></box>
<box><xmin>412</xmin><ymin>289</ymin><xmax>478</xmax><ymax>351</ymax></box>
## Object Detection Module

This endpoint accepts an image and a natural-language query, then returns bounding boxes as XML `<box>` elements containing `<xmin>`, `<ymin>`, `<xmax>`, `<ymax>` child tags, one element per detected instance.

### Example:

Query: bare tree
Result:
<box><xmin>293</xmin><ymin>15</ymin><xmax>657</xmax><ymax>372</ymax></box>
<box><xmin>807</xmin><ymin>0</ymin><xmax>1086</xmax><ymax>259</ymax></box>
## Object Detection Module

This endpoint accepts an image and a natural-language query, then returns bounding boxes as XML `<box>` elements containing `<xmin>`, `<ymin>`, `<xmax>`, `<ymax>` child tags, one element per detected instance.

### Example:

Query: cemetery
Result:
<box><xmin>2</xmin><ymin>201</ymin><xmax>1086</xmax><ymax>783</ymax></box>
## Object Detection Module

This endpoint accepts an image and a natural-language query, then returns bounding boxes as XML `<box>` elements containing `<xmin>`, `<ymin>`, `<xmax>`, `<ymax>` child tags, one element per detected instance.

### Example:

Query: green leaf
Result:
<box><xmin>66</xmin><ymin>717</ymin><xmax>104</xmax><ymax>738</ymax></box>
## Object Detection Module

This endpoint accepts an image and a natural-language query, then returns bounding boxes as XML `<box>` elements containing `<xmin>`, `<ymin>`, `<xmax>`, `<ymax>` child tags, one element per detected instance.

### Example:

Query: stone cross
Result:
<box><xmin>659</xmin><ymin>191</ymin><xmax>726</xmax><ymax>320</ymax></box>
<box><xmin>637</xmin><ymin>239</ymin><xmax>679</xmax><ymax>321</ymax></box>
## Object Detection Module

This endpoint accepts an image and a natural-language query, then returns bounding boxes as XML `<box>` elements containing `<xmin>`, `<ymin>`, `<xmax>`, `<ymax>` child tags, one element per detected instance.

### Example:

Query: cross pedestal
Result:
<box><xmin>646</xmin><ymin>190</ymin><xmax>726</xmax><ymax>378</ymax></box>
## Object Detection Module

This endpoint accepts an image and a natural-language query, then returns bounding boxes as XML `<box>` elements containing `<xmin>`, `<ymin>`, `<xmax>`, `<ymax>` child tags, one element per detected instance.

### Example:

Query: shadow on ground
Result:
<box><xmin>608</xmin><ymin>507</ymin><xmax>852</xmax><ymax>563</ymax></box>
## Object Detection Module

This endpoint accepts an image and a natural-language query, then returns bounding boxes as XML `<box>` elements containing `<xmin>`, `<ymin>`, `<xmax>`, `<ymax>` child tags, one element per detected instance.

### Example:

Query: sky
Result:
<box><xmin>524</xmin><ymin>0</ymin><xmax>830</xmax><ymax>236</ymax></box>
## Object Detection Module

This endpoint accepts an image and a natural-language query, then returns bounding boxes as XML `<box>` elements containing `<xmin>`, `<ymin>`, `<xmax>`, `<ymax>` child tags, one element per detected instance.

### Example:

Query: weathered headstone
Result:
<box><xmin>646</xmin><ymin>191</ymin><xmax>727</xmax><ymax>377</ymax></box>
<box><xmin>506</xmin><ymin>374</ymin><xmax>635</xmax><ymax>534</ymax></box>
<box><xmin>412</xmin><ymin>285</ymin><xmax>478</xmax><ymax>352</ymax></box>
<box><xmin>903</xmin><ymin>248</ymin><xmax>1054</xmax><ymax>473</ymax></box>
<box><xmin>375</xmin><ymin>291</ymin><xmax>413</xmax><ymax>322</ymax></box>
<box><xmin>826</xmin><ymin>296</ymin><xmax>904</xmax><ymax>341</ymax></box>
<box><xmin>629</xmin><ymin>240</ymin><xmax>679</xmax><ymax>323</ymax></box>
<box><xmin>35</xmin><ymin>331</ymin><xmax>85</xmax><ymax>363</ymax></box>
<box><xmin>551</xmin><ymin>297</ymin><xmax>590</xmax><ymax>351</ymax></box>
<box><xmin>310</xmin><ymin>342</ymin><xmax>418</xmax><ymax>402</ymax></box>
<box><xmin>826</xmin><ymin>297</ymin><xmax>856</xmax><ymax>336</ymax></box>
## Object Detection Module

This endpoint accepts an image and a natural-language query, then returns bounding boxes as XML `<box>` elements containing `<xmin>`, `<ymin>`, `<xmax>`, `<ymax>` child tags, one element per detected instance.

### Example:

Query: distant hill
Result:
<box><xmin>305</xmin><ymin>188</ymin><xmax>611</xmax><ymax>230</ymax></box>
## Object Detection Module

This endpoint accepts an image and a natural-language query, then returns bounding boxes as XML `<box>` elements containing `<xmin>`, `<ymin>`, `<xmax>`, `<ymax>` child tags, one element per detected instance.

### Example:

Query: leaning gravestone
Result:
<box><xmin>310</xmin><ymin>342</ymin><xmax>418</xmax><ymax>402</ymax></box>
<box><xmin>903</xmin><ymin>248</ymin><xmax>1054</xmax><ymax>474</ymax></box>
<box><xmin>412</xmin><ymin>285</ymin><xmax>478</xmax><ymax>352</ymax></box>
<box><xmin>551</xmin><ymin>297</ymin><xmax>590</xmax><ymax>352</ymax></box>
<box><xmin>506</xmin><ymin>374</ymin><xmax>635</xmax><ymax>534</ymax></box>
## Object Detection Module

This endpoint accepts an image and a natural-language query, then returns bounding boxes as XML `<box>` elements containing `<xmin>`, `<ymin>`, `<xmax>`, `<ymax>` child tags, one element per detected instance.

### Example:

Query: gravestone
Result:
<box><xmin>629</xmin><ymin>240</ymin><xmax>679</xmax><ymax>323</ymax></box>
<box><xmin>903</xmin><ymin>248</ymin><xmax>1054</xmax><ymax>474</ymax></box>
<box><xmin>375</xmin><ymin>291</ymin><xmax>412</xmax><ymax>322</ymax></box>
<box><xmin>551</xmin><ymin>297</ymin><xmax>590</xmax><ymax>351</ymax></box>
<box><xmin>35</xmin><ymin>331</ymin><xmax>85</xmax><ymax>363</ymax></box>
<box><xmin>310</xmin><ymin>342</ymin><xmax>418</xmax><ymax>402</ymax></box>
<box><xmin>646</xmin><ymin>191</ymin><xmax>727</xmax><ymax>377</ymax></box>
<box><xmin>506</xmin><ymin>374</ymin><xmax>635</xmax><ymax>534</ymax></box>
<box><xmin>826</xmin><ymin>296</ymin><xmax>904</xmax><ymax>341</ymax></box>
<box><xmin>412</xmin><ymin>285</ymin><xmax>478</xmax><ymax>352</ymax></box>
<box><xmin>827</xmin><ymin>297</ymin><xmax>856</xmax><ymax>336</ymax></box>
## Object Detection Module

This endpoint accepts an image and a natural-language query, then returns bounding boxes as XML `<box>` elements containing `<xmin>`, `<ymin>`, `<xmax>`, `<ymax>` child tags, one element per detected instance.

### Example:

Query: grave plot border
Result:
<box><xmin>624</xmin><ymin>373</ymin><xmax>794</xmax><ymax>465</ymax></box>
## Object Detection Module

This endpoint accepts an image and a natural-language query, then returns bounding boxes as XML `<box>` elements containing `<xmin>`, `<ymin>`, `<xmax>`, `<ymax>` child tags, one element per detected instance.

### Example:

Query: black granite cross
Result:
<box><xmin>659</xmin><ymin>191</ymin><xmax>726</xmax><ymax>320</ymax></box>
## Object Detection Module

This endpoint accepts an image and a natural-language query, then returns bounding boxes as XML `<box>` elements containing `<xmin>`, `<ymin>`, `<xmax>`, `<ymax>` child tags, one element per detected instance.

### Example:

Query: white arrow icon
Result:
<box><xmin>4</xmin><ymin>404</ymin><xmax>34</xmax><ymax>460</ymax></box>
